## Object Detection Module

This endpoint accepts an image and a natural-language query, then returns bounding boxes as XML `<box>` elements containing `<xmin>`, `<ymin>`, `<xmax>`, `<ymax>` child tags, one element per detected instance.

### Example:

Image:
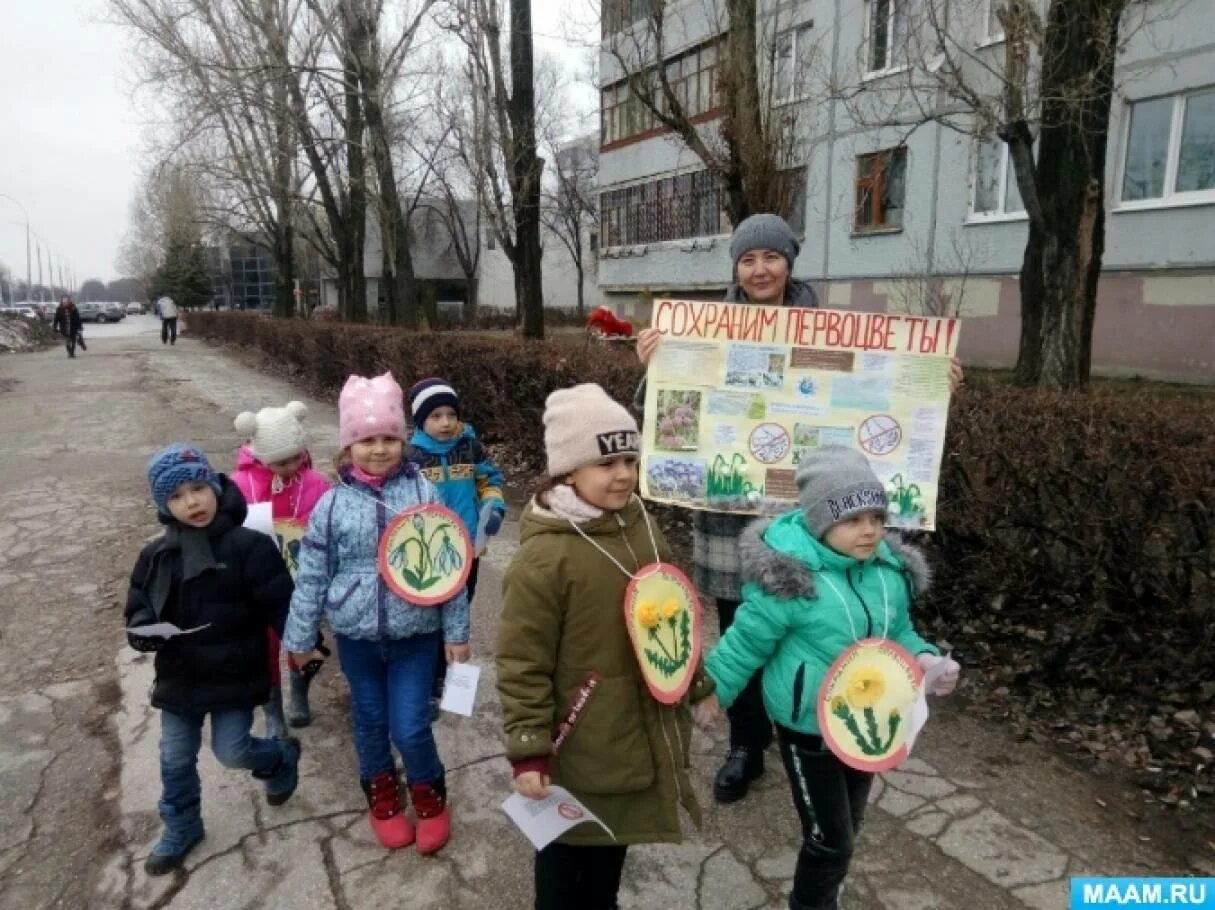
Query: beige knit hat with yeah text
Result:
<box><xmin>543</xmin><ymin>384</ymin><xmax>639</xmax><ymax>477</ymax></box>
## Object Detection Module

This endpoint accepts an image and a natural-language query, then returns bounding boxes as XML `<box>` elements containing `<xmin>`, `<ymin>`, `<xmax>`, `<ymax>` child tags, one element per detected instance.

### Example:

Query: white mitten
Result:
<box><xmin>916</xmin><ymin>653</ymin><xmax>961</xmax><ymax>696</ymax></box>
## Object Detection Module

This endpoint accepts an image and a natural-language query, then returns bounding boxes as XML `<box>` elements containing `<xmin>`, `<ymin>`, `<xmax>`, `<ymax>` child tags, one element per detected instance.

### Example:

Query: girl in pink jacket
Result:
<box><xmin>232</xmin><ymin>401</ymin><xmax>332</xmax><ymax>734</ymax></box>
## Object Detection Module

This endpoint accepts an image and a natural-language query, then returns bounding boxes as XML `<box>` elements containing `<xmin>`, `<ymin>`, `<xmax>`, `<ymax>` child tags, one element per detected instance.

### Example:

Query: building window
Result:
<box><xmin>865</xmin><ymin>0</ymin><xmax>907</xmax><ymax>75</ymax></box>
<box><xmin>854</xmin><ymin>147</ymin><xmax>907</xmax><ymax>232</ymax></box>
<box><xmin>601</xmin><ymin>39</ymin><xmax>724</xmax><ymax>148</ymax></box>
<box><xmin>774</xmin><ymin>24</ymin><xmax>814</xmax><ymax>104</ymax></box>
<box><xmin>984</xmin><ymin>0</ymin><xmax>1006</xmax><ymax>43</ymax></box>
<box><xmin>599</xmin><ymin>170</ymin><xmax>730</xmax><ymax>247</ymax></box>
<box><xmin>602</xmin><ymin>0</ymin><xmax>653</xmax><ymax>38</ymax></box>
<box><xmin>1121</xmin><ymin>87</ymin><xmax>1215</xmax><ymax>205</ymax></box>
<box><xmin>971</xmin><ymin>137</ymin><xmax>1025</xmax><ymax>217</ymax></box>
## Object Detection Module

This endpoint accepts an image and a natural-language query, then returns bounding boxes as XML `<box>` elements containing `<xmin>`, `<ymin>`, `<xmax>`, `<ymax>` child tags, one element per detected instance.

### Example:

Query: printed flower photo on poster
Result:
<box><xmin>654</xmin><ymin>389</ymin><xmax>702</xmax><ymax>451</ymax></box>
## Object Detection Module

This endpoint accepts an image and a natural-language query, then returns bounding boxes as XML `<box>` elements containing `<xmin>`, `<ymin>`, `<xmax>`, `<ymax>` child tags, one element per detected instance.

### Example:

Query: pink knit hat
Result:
<box><xmin>339</xmin><ymin>372</ymin><xmax>406</xmax><ymax>449</ymax></box>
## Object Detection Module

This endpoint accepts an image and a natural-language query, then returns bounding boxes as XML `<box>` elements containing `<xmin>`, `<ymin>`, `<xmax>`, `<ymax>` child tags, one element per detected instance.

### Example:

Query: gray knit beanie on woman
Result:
<box><xmin>729</xmin><ymin>213</ymin><xmax>800</xmax><ymax>272</ymax></box>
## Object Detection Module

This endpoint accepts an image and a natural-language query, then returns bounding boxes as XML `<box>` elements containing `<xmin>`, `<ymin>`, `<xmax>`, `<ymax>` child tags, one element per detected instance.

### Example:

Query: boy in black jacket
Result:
<box><xmin>126</xmin><ymin>444</ymin><xmax>301</xmax><ymax>875</ymax></box>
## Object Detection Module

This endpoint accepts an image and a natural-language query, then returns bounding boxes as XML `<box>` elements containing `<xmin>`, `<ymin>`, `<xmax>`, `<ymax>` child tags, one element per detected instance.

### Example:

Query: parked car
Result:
<box><xmin>79</xmin><ymin>301</ymin><xmax>126</xmax><ymax>323</ymax></box>
<box><xmin>78</xmin><ymin>302</ymin><xmax>107</xmax><ymax>323</ymax></box>
<box><xmin>125</xmin><ymin>301</ymin><xmax>144</xmax><ymax>315</ymax></box>
<box><xmin>0</xmin><ymin>305</ymin><xmax>39</xmax><ymax>320</ymax></box>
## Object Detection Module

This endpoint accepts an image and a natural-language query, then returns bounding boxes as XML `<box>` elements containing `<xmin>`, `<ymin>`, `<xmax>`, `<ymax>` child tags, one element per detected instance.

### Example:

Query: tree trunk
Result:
<box><xmin>719</xmin><ymin>0</ymin><xmax>764</xmax><ymax>224</ymax></box>
<box><xmin>463</xmin><ymin>276</ymin><xmax>478</xmax><ymax>325</ymax></box>
<box><xmin>353</xmin><ymin>0</ymin><xmax>419</xmax><ymax>329</ymax></box>
<box><xmin>1014</xmin><ymin>0</ymin><xmax>1119</xmax><ymax>389</ymax></box>
<box><xmin>342</xmin><ymin>9</ymin><xmax>369</xmax><ymax>323</ymax></box>
<box><xmin>574</xmin><ymin>262</ymin><xmax>585</xmax><ymax>317</ymax></box>
<box><xmin>507</xmin><ymin>0</ymin><xmax>544</xmax><ymax>338</ymax></box>
<box><xmin>268</xmin><ymin>0</ymin><xmax>295</xmax><ymax>318</ymax></box>
<box><xmin>272</xmin><ymin>226</ymin><xmax>295</xmax><ymax>318</ymax></box>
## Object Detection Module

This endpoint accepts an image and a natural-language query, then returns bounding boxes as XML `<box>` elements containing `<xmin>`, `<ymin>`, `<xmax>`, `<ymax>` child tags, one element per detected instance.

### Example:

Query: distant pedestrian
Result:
<box><xmin>125</xmin><ymin>444</ymin><xmax>301</xmax><ymax>875</ymax></box>
<box><xmin>157</xmin><ymin>294</ymin><xmax>179</xmax><ymax>345</ymax></box>
<box><xmin>51</xmin><ymin>296</ymin><xmax>84</xmax><ymax>358</ymax></box>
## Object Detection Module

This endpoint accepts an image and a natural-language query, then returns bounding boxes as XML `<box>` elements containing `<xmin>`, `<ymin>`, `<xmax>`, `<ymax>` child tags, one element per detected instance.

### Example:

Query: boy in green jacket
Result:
<box><xmin>705</xmin><ymin>446</ymin><xmax>959</xmax><ymax>910</ymax></box>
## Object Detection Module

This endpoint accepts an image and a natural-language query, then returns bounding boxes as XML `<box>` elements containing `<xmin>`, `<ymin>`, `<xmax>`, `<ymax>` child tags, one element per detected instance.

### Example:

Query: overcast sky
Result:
<box><xmin>0</xmin><ymin>0</ymin><xmax>597</xmax><ymax>288</ymax></box>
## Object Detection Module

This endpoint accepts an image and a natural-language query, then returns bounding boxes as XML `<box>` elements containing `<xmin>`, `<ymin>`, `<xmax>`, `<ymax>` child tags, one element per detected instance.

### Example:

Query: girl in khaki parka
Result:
<box><xmin>496</xmin><ymin>384</ymin><xmax>720</xmax><ymax>910</ymax></box>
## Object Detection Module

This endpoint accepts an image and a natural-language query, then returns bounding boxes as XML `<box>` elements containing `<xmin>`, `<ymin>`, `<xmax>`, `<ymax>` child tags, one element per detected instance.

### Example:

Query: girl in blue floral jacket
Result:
<box><xmin>284</xmin><ymin>372</ymin><xmax>469</xmax><ymax>855</ymax></box>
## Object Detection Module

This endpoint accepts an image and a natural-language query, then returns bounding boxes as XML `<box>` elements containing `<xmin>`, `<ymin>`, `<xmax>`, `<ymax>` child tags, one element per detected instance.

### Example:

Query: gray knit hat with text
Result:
<box><xmin>796</xmin><ymin>446</ymin><xmax>888</xmax><ymax>538</ymax></box>
<box><xmin>729</xmin><ymin>213</ymin><xmax>800</xmax><ymax>271</ymax></box>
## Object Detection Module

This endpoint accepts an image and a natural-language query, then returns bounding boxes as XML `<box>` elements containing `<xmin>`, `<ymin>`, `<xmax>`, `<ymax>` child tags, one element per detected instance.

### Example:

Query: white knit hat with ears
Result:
<box><xmin>234</xmin><ymin>401</ymin><xmax>309</xmax><ymax>464</ymax></box>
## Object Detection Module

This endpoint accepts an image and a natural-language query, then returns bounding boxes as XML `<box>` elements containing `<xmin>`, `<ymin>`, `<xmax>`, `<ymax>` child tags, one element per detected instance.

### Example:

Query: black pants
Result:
<box><xmin>717</xmin><ymin>598</ymin><xmax>774</xmax><ymax>750</ymax></box>
<box><xmin>776</xmin><ymin>726</ymin><xmax>874</xmax><ymax>910</ymax></box>
<box><xmin>64</xmin><ymin>331</ymin><xmax>83</xmax><ymax>357</ymax></box>
<box><xmin>161</xmin><ymin>317</ymin><xmax>178</xmax><ymax>344</ymax></box>
<box><xmin>432</xmin><ymin>559</ymin><xmax>479</xmax><ymax>694</ymax></box>
<box><xmin>534</xmin><ymin>842</ymin><xmax>628</xmax><ymax>910</ymax></box>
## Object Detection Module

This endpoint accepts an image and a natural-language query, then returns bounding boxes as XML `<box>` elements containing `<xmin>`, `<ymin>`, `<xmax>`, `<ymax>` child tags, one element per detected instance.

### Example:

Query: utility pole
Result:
<box><xmin>0</xmin><ymin>193</ymin><xmax>33</xmax><ymax>304</ymax></box>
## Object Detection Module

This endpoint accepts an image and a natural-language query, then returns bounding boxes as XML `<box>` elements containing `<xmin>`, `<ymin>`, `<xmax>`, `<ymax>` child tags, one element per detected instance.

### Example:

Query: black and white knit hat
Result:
<box><xmin>409</xmin><ymin>377</ymin><xmax>460</xmax><ymax>426</ymax></box>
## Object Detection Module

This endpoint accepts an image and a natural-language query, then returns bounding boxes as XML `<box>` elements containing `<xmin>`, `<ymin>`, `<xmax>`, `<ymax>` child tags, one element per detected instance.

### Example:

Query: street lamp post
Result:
<box><xmin>0</xmin><ymin>193</ymin><xmax>32</xmax><ymax>305</ymax></box>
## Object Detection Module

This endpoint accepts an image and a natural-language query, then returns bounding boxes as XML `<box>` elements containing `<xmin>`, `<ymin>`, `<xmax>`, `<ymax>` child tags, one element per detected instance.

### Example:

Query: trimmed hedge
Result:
<box><xmin>928</xmin><ymin>382</ymin><xmax>1214</xmax><ymax>699</ymax></box>
<box><xmin>186</xmin><ymin>312</ymin><xmax>642</xmax><ymax>465</ymax></box>
<box><xmin>189</xmin><ymin>313</ymin><xmax>1214</xmax><ymax>778</ymax></box>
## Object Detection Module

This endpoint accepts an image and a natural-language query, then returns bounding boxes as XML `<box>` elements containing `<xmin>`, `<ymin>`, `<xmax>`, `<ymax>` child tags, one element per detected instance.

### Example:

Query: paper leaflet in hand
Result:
<box><xmin>242</xmin><ymin>502</ymin><xmax>275</xmax><ymax>539</ymax></box>
<box><xmin>474</xmin><ymin>503</ymin><xmax>494</xmax><ymax>557</ymax></box>
<box><xmin>905</xmin><ymin>653</ymin><xmax>960</xmax><ymax>753</ymax></box>
<box><xmin>126</xmin><ymin>622</ymin><xmax>211</xmax><ymax>639</ymax></box>
<box><xmin>501</xmin><ymin>785</ymin><xmax>614</xmax><ymax>850</ymax></box>
<box><xmin>439</xmin><ymin>662</ymin><xmax>480</xmax><ymax>716</ymax></box>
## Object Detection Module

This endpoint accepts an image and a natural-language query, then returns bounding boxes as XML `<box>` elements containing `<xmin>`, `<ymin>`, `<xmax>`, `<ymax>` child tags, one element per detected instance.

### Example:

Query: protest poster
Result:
<box><xmin>639</xmin><ymin>301</ymin><xmax>959</xmax><ymax>530</ymax></box>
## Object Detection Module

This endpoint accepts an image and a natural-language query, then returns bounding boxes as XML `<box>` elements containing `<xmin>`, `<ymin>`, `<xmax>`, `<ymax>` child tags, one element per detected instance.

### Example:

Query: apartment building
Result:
<box><xmin>597</xmin><ymin>0</ymin><xmax>1215</xmax><ymax>381</ymax></box>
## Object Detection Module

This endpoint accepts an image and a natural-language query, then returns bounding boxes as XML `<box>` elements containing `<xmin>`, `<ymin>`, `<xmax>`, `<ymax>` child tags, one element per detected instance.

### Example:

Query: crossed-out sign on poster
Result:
<box><xmin>639</xmin><ymin>301</ymin><xmax>960</xmax><ymax>530</ymax></box>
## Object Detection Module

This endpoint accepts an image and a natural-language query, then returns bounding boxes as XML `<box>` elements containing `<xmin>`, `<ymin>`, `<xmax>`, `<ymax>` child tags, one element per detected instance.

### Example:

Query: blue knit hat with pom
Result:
<box><xmin>147</xmin><ymin>443</ymin><xmax>222</xmax><ymax>514</ymax></box>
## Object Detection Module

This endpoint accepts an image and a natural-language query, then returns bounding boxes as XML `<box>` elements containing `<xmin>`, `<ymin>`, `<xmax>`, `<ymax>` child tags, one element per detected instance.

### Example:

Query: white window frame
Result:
<box><xmin>773</xmin><ymin>23</ymin><xmax>814</xmax><ymax>105</ymax></box>
<box><xmin>967</xmin><ymin>136</ymin><xmax>1028</xmax><ymax>223</ymax></box>
<box><xmin>981</xmin><ymin>0</ymin><xmax>1006</xmax><ymax>46</ymax></box>
<box><xmin>1116</xmin><ymin>87</ymin><xmax>1215</xmax><ymax>211</ymax></box>
<box><xmin>863</xmin><ymin>0</ymin><xmax>908</xmax><ymax>79</ymax></box>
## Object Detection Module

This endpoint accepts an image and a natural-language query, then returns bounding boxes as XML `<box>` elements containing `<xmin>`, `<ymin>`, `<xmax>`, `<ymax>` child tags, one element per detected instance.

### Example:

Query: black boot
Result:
<box><xmin>714</xmin><ymin>745</ymin><xmax>765</xmax><ymax>804</ymax></box>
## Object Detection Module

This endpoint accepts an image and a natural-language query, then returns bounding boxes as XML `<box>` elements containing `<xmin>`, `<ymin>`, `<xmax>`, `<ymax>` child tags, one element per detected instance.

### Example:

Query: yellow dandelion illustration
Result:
<box><xmin>845</xmin><ymin>666</ymin><xmax>886</xmax><ymax>709</ymax></box>
<box><xmin>661</xmin><ymin>598</ymin><xmax>682</xmax><ymax>621</ymax></box>
<box><xmin>637</xmin><ymin>601</ymin><xmax>661</xmax><ymax>630</ymax></box>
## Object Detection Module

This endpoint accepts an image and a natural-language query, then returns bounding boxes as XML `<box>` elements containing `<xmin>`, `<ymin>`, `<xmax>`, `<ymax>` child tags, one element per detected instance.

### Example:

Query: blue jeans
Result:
<box><xmin>158</xmin><ymin>707</ymin><xmax>290</xmax><ymax>832</ymax></box>
<box><xmin>336</xmin><ymin>633</ymin><xmax>444</xmax><ymax>786</ymax></box>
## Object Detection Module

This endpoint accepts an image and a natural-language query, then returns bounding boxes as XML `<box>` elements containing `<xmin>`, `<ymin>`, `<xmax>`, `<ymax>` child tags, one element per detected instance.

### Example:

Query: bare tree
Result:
<box><xmin>602</xmin><ymin>0</ymin><xmax>811</xmax><ymax>224</ymax></box>
<box><xmin>442</xmin><ymin>0</ymin><xmax>546</xmax><ymax>337</ymax></box>
<box><xmin>541</xmin><ymin>136</ymin><xmax>598</xmax><ymax>317</ymax></box>
<box><xmin>831</xmin><ymin>0</ymin><xmax>1191</xmax><ymax>389</ymax></box>
<box><xmin>118</xmin><ymin>165</ymin><xmax>210</xmax><ymax>292</ymax></box>
<box><xmin>111</xmin><ymin>0</ymin><xmax>308</xmax><ymax>316</ymax></box>
<box><xmin>888</xmin><ymin>230</ymin><xmax>982</xmax><ymax>320</ymax></box>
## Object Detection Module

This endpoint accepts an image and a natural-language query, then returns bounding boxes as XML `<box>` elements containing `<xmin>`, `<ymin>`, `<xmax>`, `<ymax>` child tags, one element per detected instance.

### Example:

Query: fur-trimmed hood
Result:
<box><xmin>738</xmin><ymin>511</ymin><xmax>931</xmax><ymax>600</ymax></box>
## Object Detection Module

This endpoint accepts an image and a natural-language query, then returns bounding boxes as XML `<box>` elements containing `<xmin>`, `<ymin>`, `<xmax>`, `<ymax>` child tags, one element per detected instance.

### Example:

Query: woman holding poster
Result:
<box><xmin>636</xmin><ymin>214</ymin><xmax>962</xmax><ymax>804</ymax></box>
<box><xmin>637</xmin><ymin>213</ymin><xmax>816</xmax><ymax>803</ymax></box>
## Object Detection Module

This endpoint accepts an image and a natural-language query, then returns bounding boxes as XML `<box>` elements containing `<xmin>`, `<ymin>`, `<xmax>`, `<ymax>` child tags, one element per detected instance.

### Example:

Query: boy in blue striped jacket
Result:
<box><xmin>405</xmin><ymin>378</ymin><xmax>507</xmax><ymax>704</ymax></box>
